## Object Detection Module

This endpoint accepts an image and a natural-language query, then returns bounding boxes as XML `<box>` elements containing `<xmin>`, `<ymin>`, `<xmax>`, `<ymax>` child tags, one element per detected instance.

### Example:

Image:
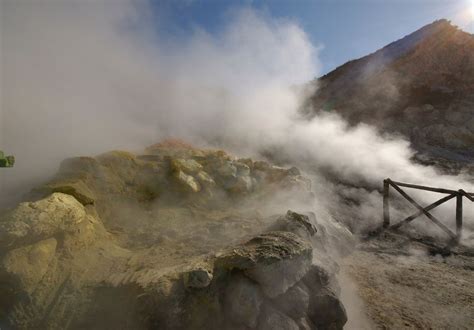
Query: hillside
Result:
<box><xmin>308</xmin><ymin>19</ymin><xmax>474</xmax><ymax>164</ymax></box>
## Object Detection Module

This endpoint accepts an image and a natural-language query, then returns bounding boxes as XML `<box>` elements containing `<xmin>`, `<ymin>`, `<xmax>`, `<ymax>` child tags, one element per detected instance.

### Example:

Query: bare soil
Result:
<box><xmin>342</xmin><ymin>234</ymin><xmax>474</xmax><ymax>329</ymax></box>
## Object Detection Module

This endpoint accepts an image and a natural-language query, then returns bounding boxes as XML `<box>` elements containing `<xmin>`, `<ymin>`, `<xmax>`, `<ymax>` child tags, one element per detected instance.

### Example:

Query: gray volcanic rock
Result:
<box><xmin>303</xmin><ymin>265</ymin><xmax>346</xmax><ymax>328</ymax></box>
<box><xmin>183</xmin><ymin>265</ymin><xmax>213</xmax><ymax>289</ymax></box>
<box><xmin>308</xmin><ymin>287</ymin><xmax>347</xmax><ymax>329</ymax></box>
<box><xmin>224</xmin><ymin>274</ymin><xmax>264</xmax><ymax>328</ymax></box>
<box><xmin>270</xmin><ymin>210</ymin><xmax>317</xmax><ymax>240</ymax></box>
<box><xmin>258</xmin><ymin>305</ymin><xmax>300</xmax><ymax>330</ymax></box>
<box><xmin>216</xmin><ymin>231</ymin><xmax>313</xmax><ymax>298</ymax></box>
<box><xmin>271</xmin><ymin>283</ymin><xmax>310</xmax><ymax>320</ymax></box>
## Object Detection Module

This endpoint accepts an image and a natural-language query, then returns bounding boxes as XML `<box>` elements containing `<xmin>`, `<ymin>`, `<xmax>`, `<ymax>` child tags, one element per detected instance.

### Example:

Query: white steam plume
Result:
<box><xmin>0</xmin><ymin>1</ymin><xmax>319</xmax><ymax>201</ymax></box>
<box><xmin>1</xmin><ymin>0</ymin><xmax>473</xmax><ymax>235</ymax></box>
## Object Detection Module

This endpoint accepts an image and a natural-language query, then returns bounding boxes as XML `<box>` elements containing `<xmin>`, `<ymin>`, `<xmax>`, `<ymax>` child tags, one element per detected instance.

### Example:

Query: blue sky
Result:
<box><xmin>149</xmin><ymin>0</ymin><xmax>474</xmax><ymax>74</ymax></box>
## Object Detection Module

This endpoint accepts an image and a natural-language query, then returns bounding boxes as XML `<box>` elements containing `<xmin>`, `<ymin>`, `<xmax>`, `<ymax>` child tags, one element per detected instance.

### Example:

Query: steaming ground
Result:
<box><xmin>342</xmin><ymin>232</ymin><xmax>474</xmax><ymax>329</ymax></box>
<box><xmin>1</xmin><ymin>1</ymin><xmax>474</xmax><ymax>329</ymax></box>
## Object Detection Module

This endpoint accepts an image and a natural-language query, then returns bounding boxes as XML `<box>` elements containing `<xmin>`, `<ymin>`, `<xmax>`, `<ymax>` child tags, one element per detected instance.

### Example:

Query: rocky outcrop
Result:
<box><xmin>96</xmin><ymin>208</ymin><xmax>349</xmax><ymax>330</ymax></box>
<box><xmin>39</xmin><ymin>180</ymin><xmax>96</xmax><ymax>205</ymax></box>
<box><xmin>183</xmin><ymin>265</ymin><xmax>213</xmax><ymax>289</ymax></box>
<box><xmin>0</xmin><ymin>143</ymin><xmax>351</xmax><ymax>329</ymax></box>
<box><xmin>0</xmin><ymin>193</ymin><xmax>90</xmax><ymax>248</ymax></box>
<box><xmin>216</xmin><ymin>231</ymin><xmax>313</xmax><ymax>298</ymax></box>
<box><xmin>224</xmin><ymin>274</ymin><xmax>264</xmax><ymax>328</ymax></box>
<box><xmin>2</xmin><ymin>238</ymin><xmax>57</xmax><ymax>294</ymax></box>
<box><xmin>29</xmin><ymin>144</ymin><xmax>313</xmax><ymax>210</ymax></box>
<box><xmin>0</xmin><ymin>192</ymin><xmax>111</xmax><ymax>327</ymax></box>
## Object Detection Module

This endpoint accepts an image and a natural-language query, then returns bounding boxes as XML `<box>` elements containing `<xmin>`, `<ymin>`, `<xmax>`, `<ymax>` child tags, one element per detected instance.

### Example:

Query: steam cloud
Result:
<box><xmin>2</xmin><ymin>3</ymin><xmax>474</xmax><ymax>328</ymax></box>
<box><xmin>1</xmin><ymin>0</ymin><xmax>318</xmax><ymax>197</ymax></box>
<box><xmin>1</xmin><ymin>0</ymin><xmax>473</xmax><ymax>236</ymax></box>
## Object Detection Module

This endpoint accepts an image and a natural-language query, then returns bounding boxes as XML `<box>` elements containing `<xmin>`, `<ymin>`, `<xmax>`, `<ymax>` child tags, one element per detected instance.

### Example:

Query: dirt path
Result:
<box><xmin>341</xmin><ymin>242</ymin><xmax>474</xmax><ymax>329</ymax></box>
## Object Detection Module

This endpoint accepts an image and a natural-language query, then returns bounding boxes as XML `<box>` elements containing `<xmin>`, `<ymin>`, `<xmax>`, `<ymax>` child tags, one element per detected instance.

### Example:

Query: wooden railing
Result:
<box><xmin>383</xmin><ymin>179</ymin><xmax>474</xmax><ymax>241</ymax></box>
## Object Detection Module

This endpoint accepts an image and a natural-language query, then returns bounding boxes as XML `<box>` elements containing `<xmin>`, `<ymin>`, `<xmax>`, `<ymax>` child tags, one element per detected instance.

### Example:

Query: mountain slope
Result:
<box><xmin>308</xmin><ymin>19</ymin><xmax>474</xmax><ymax>163</ymax></box>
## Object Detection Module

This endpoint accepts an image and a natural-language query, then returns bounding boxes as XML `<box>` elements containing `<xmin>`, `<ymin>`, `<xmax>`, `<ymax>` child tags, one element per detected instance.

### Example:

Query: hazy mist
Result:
<box><xmin>1</xmin><ymin>0</ymin><xmax>473</xmax><ymax>236</ymax></box>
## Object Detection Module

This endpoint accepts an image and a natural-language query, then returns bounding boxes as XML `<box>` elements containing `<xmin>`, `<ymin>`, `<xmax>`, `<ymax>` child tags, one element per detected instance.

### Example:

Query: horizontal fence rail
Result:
<box><xmin>382</xmin><ymin>178</ymin><xmax>474</xmax><ymax>242</ymax></box>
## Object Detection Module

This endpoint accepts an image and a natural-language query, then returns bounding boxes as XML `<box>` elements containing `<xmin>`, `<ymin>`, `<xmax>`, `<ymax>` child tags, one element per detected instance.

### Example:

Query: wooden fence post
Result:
<box><xmin>381</xmin><ymin>180</ymin><xmax>472</xmax><ymax>243</ymax></box>
<box><xmin>383</xmin><ymin>179</ymin><xmax>390</xmax><ymax>228</ymax></box>
<box><xmin>456</xmin><ymin>191</ymin><xmax>463</xmax><ymax>241</ymax></box>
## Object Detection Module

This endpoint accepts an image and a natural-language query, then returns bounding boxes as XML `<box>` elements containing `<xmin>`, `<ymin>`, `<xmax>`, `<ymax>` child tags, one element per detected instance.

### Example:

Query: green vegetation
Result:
<box><xmin>0</xmin><ymin>151</ymin><xmax>15</xmax><ymax>168</ymax></box>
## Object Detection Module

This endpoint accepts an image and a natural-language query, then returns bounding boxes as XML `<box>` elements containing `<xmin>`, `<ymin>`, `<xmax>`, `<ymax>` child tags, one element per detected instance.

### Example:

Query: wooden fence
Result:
<box><xmin>383</xmin><ymin>179</ymin><xmax>474</xmax><ymax>241</ymax></box>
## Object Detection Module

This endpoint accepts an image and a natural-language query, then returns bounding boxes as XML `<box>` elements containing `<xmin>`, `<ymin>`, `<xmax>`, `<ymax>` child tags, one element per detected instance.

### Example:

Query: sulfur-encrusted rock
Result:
<box><xmin>280</xmin><ymin>175</ymin><xmax>312</xmax><ymax>191</ymax></box>
<box><xmin>97</xmin><ymin>151</ymin><xmax>139</xmax><ymax>182</ymax></box>
<box><xmin>145</xmin><ymin>139</ymin><xmax>207</xmax><ymax>158</ymax></box>
<box><xmin>171</xmin><ymin>158</ymin><xmax>203</xmax><ymax>174</ymax></box>
<box><xmin>266</xmin><ymin>166</ymin><xmax>291</xmax><ymax>183</ymax></box>
<box><xmin>41</xmin><ymin>180</ymin><xmax>96</xmax><ymax>205</ymax></box>
<box><xmin>216</xmin><ymin>231</ymin><xmax>312</xmax><ymax>298</ymax></box>
<box><xmin>215</xmin><ymin>161</ymin><xmax>237</xmax><ymax>179</ymax></box>
<box><xmin>234</xmin><ymin>162</ymin><xmax>251</xmax><ymax>176</ymax></box>
<box><xmin>228</xmin><ymin>175</ymin><xmax>253</xmax><ymax>194</ymax></box>
<box><xmin>173</xmin><ymin>170</ymin><xmax>201</xmax><ymax>193</ymax></box>
<box><xmin>195</xmin><ymin>171</ymin><xmax>216</xmax><ymax>189</ymax></box>
<box><xmin>1</xmin><ymin>238</ymin><xmax>57</xmax><ymax>294</ymax></box>
<box><xmin>253</xmin><ymin>160</ymin><xmax>271</xmax><ymax>171</ymax></box>
<box><xmin>224</xmin><ymin>274</ymin><xmax>264</xmax><ymax>328</ymax></box>
<box><xmin>0</xmin><ymin>193</ymin><xmax>87</xmax><ymax>248</ymax></box>
<box><xmin>0</xmin><ymin>142</ymin><xmax>350</xmax><ymax>329</ymax></box>
<box><xmin>58</xmin><ymin>156</ymin><xmax>101</xmax><ymax>177</ymax></box>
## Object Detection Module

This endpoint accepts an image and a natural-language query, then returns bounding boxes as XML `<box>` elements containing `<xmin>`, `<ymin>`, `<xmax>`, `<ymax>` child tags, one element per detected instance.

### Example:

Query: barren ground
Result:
<box><xmin>342</xmin><ymin>233</ymin><xmax>474</xmax><ymax>329</ymax></box>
